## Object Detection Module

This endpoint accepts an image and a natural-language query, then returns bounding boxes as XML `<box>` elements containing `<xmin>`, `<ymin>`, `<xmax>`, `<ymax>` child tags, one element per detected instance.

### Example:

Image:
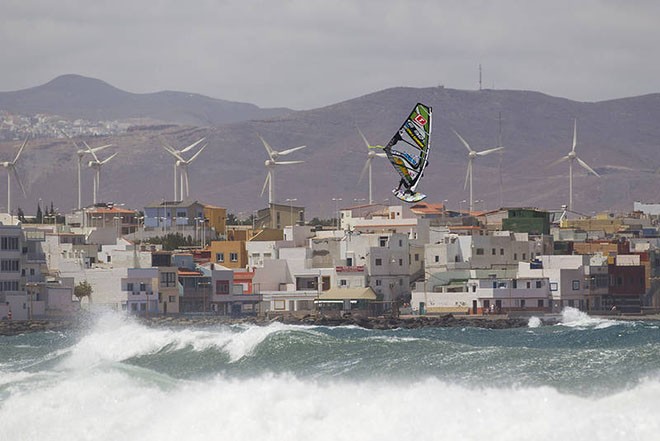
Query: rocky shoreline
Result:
<box><xmin>0</xmin><ymin>313</ymin><xmax>552</xmax><ymax>336</ymax></box>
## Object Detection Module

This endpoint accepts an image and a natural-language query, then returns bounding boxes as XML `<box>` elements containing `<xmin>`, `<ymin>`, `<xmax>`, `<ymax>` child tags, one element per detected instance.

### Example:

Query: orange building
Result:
<box><xmin>208</xmin><ymin>240</ymin><xmax>248</xmax><ymax>269</ymax></box>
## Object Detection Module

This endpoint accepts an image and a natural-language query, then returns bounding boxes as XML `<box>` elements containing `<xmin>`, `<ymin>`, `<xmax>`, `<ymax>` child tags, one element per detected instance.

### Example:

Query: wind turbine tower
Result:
<box><xmin>259</xmin><ymin>135</ymin><xmax>306</xmax><ymax>205</ymax></box>
<box><xmin>61</xmin><ymin>130</ymin><xmax>112</xmax><ymax>209</ymax></box>
<box><xmin>549</xmin><ymin>119</ymin><xmax>600</xmax><ymax>211</ymax></box>
<box><xmin>161</xmin><ymin>137</ymin><xmax>205</xmax><ymax>201</ymax></box>
<box><xmin>357</xmin><ymin>127</ymin><xmax>387</xmax><ymax>205</ymax></box>
<box><xmin>162</xmin><ymin>141</ymin><xmax>207</xmax><ymax>200</ymax></box>
<box><xmin>85</xmin><ymin>142</ymin><xmax>118</xmax><ymax>204</ymax></box>
<box><xmin>452</xmin><ymin>129</ymin><xmax>503</xmax><ymax>213</ymax></box>
<box><xmin>1</xmin><ymin>136</ymin><xmax>29</xmax><ymax>215</ymax></box>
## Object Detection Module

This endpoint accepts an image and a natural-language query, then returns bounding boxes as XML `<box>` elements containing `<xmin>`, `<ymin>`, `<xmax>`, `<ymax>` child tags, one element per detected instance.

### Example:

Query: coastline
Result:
<box><xmin>0</xmin><ymin>314</ymin><xmax>538</xmax><ymax>336</ymax></box>
<box><xmin>2</xmin><ymin>312</ymin><xmax>659</xmax><ymax>337</ymax></box>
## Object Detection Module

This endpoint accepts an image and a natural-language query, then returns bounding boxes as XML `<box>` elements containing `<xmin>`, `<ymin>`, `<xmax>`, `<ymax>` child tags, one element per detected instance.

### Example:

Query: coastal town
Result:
<box><xmin>1</xmin><ymin>196</ymin><xmax>659</xmax><ymax>323</ymax></box>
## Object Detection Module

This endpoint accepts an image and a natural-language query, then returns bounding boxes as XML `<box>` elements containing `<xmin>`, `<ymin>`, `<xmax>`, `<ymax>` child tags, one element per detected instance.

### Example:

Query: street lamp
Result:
<box><xmin>331</xmin><ymin>197</ymin><xmax>342</xmax><ymax>230</ymax></box>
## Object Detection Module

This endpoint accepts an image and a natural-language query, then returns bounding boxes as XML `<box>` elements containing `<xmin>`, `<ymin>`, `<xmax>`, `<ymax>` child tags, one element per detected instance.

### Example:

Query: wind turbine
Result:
<box><xmin>549</xmin><ymin>119</ymin><xmax>599</xmax><ymax>211</ymax></box>
<box><xmin>356</xmin><ymin>127</ymin><xmax>387</xmax><ymax>204</ymax></box>
<box><xmin>162</xmin><ymin>142</ymin><xmax>207</xmax><ymax>200</ymax></box>
<box><xmin>452</xmin><ymin>129</ymin><xmax>504</xmax><ymax>213</ymax></box>
<box><xmin>258</xmin><ymin>135</ymin><xmax>305</xmax><ymax>204</ymax></box>
<box><xmin>1</xmin><ymin>136</ymin><xmax>29</xmax><ymax>215</ymax></box>
<box><xmin>85</xmin><ymin>142</ymin><xmax>118</xmax><ymax>204</ymax></box>
<box><xmin>160</xmin><ymin>137</ymin><xmax>205</xmax><ymax>201</ymax></box>
<box><xmin>60</xmin><ymin>130</ymin><xmax>111</xmax><ymax>209</ymax></box>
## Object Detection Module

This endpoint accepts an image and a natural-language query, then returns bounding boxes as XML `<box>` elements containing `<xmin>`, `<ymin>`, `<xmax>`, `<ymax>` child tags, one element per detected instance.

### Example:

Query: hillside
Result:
<box><xmin>0</xmin><ymin>74</ymin><xmax>292</xmax><ymax>126</ymax></box>
<box><xmin>0</xmin><ymin>76</ymin><xmax>659</xmax><ymax>218</ymax></box>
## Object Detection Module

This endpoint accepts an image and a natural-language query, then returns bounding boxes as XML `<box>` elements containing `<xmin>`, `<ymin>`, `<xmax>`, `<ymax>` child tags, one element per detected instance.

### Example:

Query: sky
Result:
<box><xmin>2</xmin><ymin>0</ymin><xmax>660</xmax><ymax>110</ymax></box>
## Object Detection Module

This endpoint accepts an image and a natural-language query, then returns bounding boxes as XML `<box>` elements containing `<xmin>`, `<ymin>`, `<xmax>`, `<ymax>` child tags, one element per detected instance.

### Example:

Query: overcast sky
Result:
<box><xmin>2</xmin><ymin>0</ymin><xmax>659</xmax><ymax>110</ymax></box>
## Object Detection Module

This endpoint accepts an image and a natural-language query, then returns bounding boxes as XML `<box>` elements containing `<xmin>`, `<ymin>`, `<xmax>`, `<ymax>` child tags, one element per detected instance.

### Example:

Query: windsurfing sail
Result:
<box><xmin>383</xmin><ymin>103</ymin><xmax>432</xmax><ymax>202</ymax></box>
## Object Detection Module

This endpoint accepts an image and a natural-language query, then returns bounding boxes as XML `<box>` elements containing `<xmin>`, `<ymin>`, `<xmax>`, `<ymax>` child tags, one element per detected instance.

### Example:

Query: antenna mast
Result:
<box><xmin>479</xmin><ymin>64</ymin><xmax>482</xmax><ymax>91</ymax></box>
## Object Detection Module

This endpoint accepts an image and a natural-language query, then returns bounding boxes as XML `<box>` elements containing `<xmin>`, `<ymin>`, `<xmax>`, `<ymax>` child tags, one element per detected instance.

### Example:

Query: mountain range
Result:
<box><xmin>0</xmin><ymin>74</ymin><xmax>659</xmax><ymax>219</ymax></box>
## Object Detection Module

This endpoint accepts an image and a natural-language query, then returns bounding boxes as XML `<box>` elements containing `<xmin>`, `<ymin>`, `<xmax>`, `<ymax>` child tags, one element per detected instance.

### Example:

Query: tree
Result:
<box><xmin>74</xmin><ymin>280</ymin><xmax>93</xmax><ymax>304</ymax></box>
<box><xmin>36</xmin><ymin>203</ymin><xmax>43</xmax><ymax>223</ymax></box>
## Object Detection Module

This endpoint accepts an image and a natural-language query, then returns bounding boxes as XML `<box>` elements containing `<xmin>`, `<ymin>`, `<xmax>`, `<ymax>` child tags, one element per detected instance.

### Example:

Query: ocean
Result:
<box><xmin>1</xmin><ymin>308</ymin><xmax>659</xmax><ymax>441</ymax></box>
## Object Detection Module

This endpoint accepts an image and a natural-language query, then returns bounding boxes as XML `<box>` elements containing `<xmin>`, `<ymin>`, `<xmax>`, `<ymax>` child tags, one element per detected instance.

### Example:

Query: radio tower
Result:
<box><xmin>479</xmin><ymin>64</ymin><xmax>482</xmax><ymax>90</ymax></box>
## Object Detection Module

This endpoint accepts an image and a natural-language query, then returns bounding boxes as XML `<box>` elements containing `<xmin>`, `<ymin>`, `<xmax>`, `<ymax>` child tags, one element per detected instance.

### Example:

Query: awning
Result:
<box><xmin>316</xmin><ymin>287</ymin><xmax>377</xmax><ymax>301</ymax></box>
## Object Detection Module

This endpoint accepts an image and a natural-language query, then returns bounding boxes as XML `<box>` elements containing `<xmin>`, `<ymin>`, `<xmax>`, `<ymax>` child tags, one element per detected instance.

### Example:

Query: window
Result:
<box><xmin>340</xmin><ymin>279</ymin><xmax>347</xmax><ymax>286</ymax></box>
<box><xmin>434</xmin><ymin>255</ymin><xmax>439</xmax><ymax>263</ymax></box>
<box><xmin>0</xmin><ymin>281</ymin><xmax>19</xmax><ymax>291</ymax></box>
<box><xmin>514</xmin><ymin>253</ymin><xmax>518</xmax><ymax>260</ymax></box>
<box><xmin>216</xmin><ymin>280</ymin><xmax>229</xmax><ymax>294</ymax></box>
<box><xmin>30</xmin><ymin>268</ymin><xmax>35</xmax><ymax>276</ymax></box>
<box><xmin>398</xmin><ymin>259</ymin><xmax>403</xmax><ymax>266</ymax></box>
<box><xmin>139</xmin><ymin>282</ymin><xmax>146</xmax><ymax>291</ymax></box>
<box><xmin>536</xmin><ymin>280</ymin><xmax>542</xmax><ymax>289</ymax></box>
<box><xmin>375</xmin><ymin>279</ymin><xmax>382</xmax><ymax>286</ymax></box>
<box><xmin>522</xmin><ymin>253</ymin><xmax>527</xmax><ymax>260</ymax></box>
<box><xmin>399</xmin><ymin>278</ymin><xmax>403</xmax><ymax>286</ymax></box>
<box><xmin>230</xmin><ymin>252</ymin><xmax>238</xmax><ymax>262</ymax></box>
<box><xmin>476</xmin><ymin>248</ymin><xmax>484</xmax><ymax>255</ymax></box>
<box><xmin>399</xmin><ymin>239</ymin><xmax>403</xmax><ymax>247</ymax></box>
<box><xmin>520</xmin><ymin>299</ymin><xmax>526</xmax><ymax>308</ymax></box>
<box><xmin>379</xmin><ymin>237</ymin><xmax>387</xmax><ymax>247</ymax></box>
<box><xmin>168</xmin><ymin>296</ymin><xmax>176</xmax><ymax>303</ymax></box>
<box><xmin>492</xmin><ymin>248</ymin><xmax>496</xmax><ymax>255</ymax></box>
<box><xmin>1</xmin><ymin>237</ymin><xmax>18</xmax><ymax>250</ymax></box>
<box><xmin>550</xmin><ymin>282</ymin><xmax>558</xmax><ymax>291</ymax></box>
<box><xmin>161</xmin><ymin>272</ymin><xmax>176</xmax><ymax>287</ymax></box>
<box><xmin>572</xmin><ymin>280</ymin><xmax>580</xmax><ymax>290</ymax></box>
<box><xmin>216</xmin><ymin>253</ymin><xmax>224</xmax><ymax>262</ymax></box>
<box><xmin>500</xmin><ymin>248</ymin><xmax>504</xmax><ymax>255</ymax></box>
<box><xmin>415</xmin><ymin>254</ymin><xmax>419</xmax><ymax>262</ymax></box>
<box><xmin>537</xmin><ymin>299</ymin><xmax>544</xmax><ymax>308</ymax></box>
<box><xmin>526</xmin><ymin>281</ymin><xmax>531</xmax><ymax>289</ymax></box>
<box><xmin>375</xmin><ymin>258</ymin><xmax>382</xmax><ymax>266</ymax></box>
<box><xmin>0</xmin><ymin>259</ymin><xmax>19</xmax><ymax>272</ymax></box>
<box><xmin>127</xmin><ymin>282</ymin><xmax>134</xmax><ymax>292</ymax></box>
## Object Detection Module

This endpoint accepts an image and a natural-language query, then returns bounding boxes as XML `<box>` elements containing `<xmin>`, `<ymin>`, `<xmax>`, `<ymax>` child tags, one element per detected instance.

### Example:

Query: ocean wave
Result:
<box><xmin>559</xmin><ymin>307</ymin><xmax>626</xmax><ymax>329</ymax></box>
<box><xmin>2</xmin><ymin>372</ymin><xmax>659</xmax><ymax>441</ymax></box>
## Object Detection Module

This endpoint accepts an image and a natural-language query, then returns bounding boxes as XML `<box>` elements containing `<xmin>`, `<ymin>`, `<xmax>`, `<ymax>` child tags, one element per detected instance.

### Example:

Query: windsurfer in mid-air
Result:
<box><xmin>382</xmin><ymin>103</ymin><xmax>432</xmax><ymax>203</ymax></box>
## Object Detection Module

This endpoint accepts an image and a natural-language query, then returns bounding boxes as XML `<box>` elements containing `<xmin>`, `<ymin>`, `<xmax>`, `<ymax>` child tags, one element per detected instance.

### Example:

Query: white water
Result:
<box><xmin>2</xmin><ymin>311</ymin><xmax>660</xmax><ymax>440</ymax></box>
<box><xmin>560</xmin><ymin>307</ymin><xmax>623</xmax><ymax>329</ymax></box>
<box><xmin>2</xmin><ymin>371</ymin><xmax>659</xmax><ymax>441</ymax></box>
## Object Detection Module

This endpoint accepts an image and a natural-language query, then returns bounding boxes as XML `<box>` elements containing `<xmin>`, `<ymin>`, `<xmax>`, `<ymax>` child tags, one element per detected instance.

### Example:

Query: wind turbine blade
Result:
<box><xmin>476</xmin><ymin>146</ymin><xmax>504</xmax><ymax>156</ymax></box>
<box><xmin>100</xmin><ymin>152</ymin><xmax>119</xmax><ymax>164</ymax></box>
<box><xmin>358</xmin><ymin>158</ymin><xmax>370</xmax><ymax>184</ymax></box>
<box><xmin>83</xmin><ymin>141</ymin><xmax>100</xmax><ymax>162</ymax></box>
<box><xmin>260</xmin><ymin>173</ymin><xmax>270</xmax><ymax>197</ymax></box>
<box><xmin>278</xmin><ymin>145</ymin><xmax>306</xmax><ymax>156</ymax></box>
<box><xmin>463</xmin><ymin>161</ymin><xmax>471</xmax><ymax>191</ymax></box>
<box><xmin>163</xmin><ymin>146</ymin><xmax>185</xmax><ymax>161</ymax></box>
<box><xmin>273</xmin><ymin>160</ymin><xmax>304</xmax><ymax>165</ymax></box>
<box><xmin>357</xmin><ymin>126</ymin><xmax>371</xmax><ymax>149</ymax></box>
<box><xmin>13</xmin><ymin>136</ymin><xmax>29</xmax><ymax>162</ymax></box>
<box><xmin>576</xmin><ymin>157</ymin><xmax>600</xmax><ymax>177</ymax></box>
<box><xmin>180</xmin><ymin>137</ymin><xmax>206</xmax><ymax>154</ymax></box>
<box><xmin>547</xmin><ymin>156</ymin><xmax>570</xmax><ymax>168</ymax></box>
<box><xmin>187</xmin><ymin>144</ymin><xmax>207</xmax><ymax>163</ymax></box>
<box><xmin>11</xmin><ymin>167</ymin><xmax>26</xmax><ymax>197</ymax></box>
<box><xmin>258</xmin><ymin>135</ymin><xmax>275</xmax><ymax>158</ymax></box>
<box><xmin>375</xmin><ymin>152</ymin><xmax>388</xmax><ymax>158</ymax></box>
<box><xmin>572</xmin><ymin>119</ymin><xmax>577</xmax><ymax>152</ymax></box>
<box><xmin>452</xmin><ymin>129</ymin><xmax>474</xmax><ymax>153</ymax></box>
<box><xmin>89</xmin><ymin>144</ymin><xmax>112</xmax><ymax>153</ymax></box>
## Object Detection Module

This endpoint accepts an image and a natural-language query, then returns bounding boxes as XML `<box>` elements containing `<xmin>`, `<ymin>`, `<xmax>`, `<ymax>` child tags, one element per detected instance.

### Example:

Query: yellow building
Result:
<box><xmin>204</xmin><ymin>205</ymin><xmax>227</xmax><ymax>237</ymax></box>
<box><xmin>208</xmin><ymin>240</ymin><xmax>248</xmax><ymax>269</ymax></box>
<box><xmin>561</xmin><ymin>213</ymin><xmax>624</xmax><ymax>235</ymax></box>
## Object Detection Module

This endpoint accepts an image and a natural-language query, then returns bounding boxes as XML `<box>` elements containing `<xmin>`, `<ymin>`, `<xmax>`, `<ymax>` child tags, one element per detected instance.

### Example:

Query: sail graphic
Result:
<box><xmin>384</xmin><ymin>103</ymin><xmax>432</xmax><ymax>202</ymax></box>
